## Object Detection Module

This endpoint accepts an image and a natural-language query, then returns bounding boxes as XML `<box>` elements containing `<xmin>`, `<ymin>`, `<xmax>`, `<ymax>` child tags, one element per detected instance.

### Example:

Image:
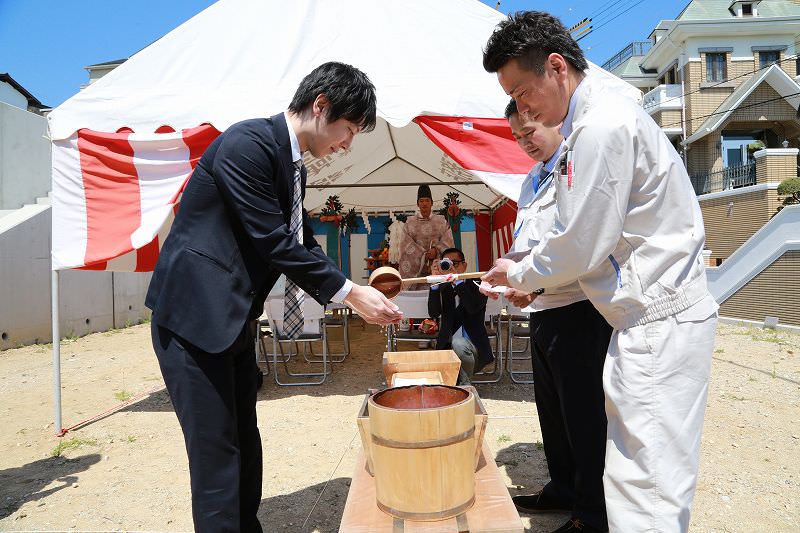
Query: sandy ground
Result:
<box><xmin>0</xmin><ymin>319</ymin><xmax>798</xmax><ymax>532</ymax></box>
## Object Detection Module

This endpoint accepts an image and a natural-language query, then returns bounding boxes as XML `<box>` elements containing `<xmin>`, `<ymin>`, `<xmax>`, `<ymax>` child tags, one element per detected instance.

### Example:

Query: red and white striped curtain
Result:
<box><xmin>51</xmin><ymin>116</ymin><xmax>532</xmax><ymax>272</ymax></box>
<box><xmin>415</xmin><ymin>115</ymin><xmax>531</xmax><ymax>259</ymax></box>
<box><xmin>51</xmin><ymin>125</ymin><xmax>220</xmax><ymax>271</ymax></box>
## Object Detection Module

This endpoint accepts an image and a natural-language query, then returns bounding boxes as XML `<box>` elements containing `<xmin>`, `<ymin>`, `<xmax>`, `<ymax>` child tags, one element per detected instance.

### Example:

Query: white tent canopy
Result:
<box><xmin>49</xmin><ymin>0</ymin><xmax>510</xmax><ymax>138</ymax></box>
<box><xmin>301</xmin><ymin>119</ymin><xmax>509</xmax><ymax>212</ymax></box>
<box><xmin>46</xmin><ymin>0</ymin><xmax>644</xmax><ymax>433</ymax></box>
<box><xmin>47</xmin><ymin>0</ymin><xmax>642</xmax><ymax>212</ymax></box>
<box><xmin>48</xmin><ymin>0</ymin><xmax>520</xmax><ymax>210</ymax></box>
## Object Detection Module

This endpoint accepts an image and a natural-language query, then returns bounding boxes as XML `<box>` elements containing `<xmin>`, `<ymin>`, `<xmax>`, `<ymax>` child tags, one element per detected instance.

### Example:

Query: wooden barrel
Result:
<box><xmin>368</xmin><ymin>385</ymin><xmax>476</xmax><ymax>521</ymax></box>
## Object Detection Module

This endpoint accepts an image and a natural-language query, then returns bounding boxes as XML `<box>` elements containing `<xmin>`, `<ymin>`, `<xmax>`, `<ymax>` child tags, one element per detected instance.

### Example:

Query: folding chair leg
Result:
<box><xmin>322</xmin><ymin>312</ymin><xmax>350</xmax><ymax>361</ymax></box>
<box><xmin>302</xmin><ymin>328</ymin><xmax>345</xmax><ymax>363</ymax></box>
<box><xmin>506</xmin><ymin>322</ymin><xmax>533</xmax><ymax>384</ymax></box>
<box><xmin>256</xmin><ymin>332</ymin><xmax>271</xmax><ymax>375</ymax></box>
<box><xmin>272</xmin><ymin>326</ymin><xmax>331</xmax><ymax>386</ymax></box>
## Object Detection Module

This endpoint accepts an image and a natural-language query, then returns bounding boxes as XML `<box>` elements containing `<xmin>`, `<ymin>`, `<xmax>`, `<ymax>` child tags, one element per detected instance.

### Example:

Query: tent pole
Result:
<box><xmin>51</xmin><ymin>269</ymin><xmax>63</xmax><ymax>436</ymax></box>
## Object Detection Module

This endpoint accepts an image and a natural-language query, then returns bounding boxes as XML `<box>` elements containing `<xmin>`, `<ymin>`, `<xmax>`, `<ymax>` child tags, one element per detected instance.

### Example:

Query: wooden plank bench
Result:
<box><xmin>339</xmin><ymin>442</ymin><xmax>523</xmax><ymax>533</ymax></box>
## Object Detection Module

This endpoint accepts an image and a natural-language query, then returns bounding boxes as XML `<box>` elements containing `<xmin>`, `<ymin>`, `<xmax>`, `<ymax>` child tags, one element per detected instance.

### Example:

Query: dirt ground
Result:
<box><xmin>0</xmin><ymin>319</ymin><xmax>798</xmax><ymax>532</ymax></box>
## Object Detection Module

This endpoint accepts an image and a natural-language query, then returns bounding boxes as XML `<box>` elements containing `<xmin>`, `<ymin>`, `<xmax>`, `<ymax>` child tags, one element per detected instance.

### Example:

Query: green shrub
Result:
<box><xmin>774</xmin><ymin>177</ymin><xmax>800</xmax><ymax>215</ymax></box>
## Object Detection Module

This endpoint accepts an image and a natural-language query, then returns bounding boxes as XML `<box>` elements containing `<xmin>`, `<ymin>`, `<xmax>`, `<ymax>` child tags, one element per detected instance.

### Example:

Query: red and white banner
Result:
<box><xmin>51</xmin><ymin>124</ymin><xmax>219</xmax><ymax>271</ymax></box>
<box><xmin>416</xmin><ymin>115</ymin><xmax>532</xmax><ymax>257</ymax></box>
<box><xmin>51</xmin><ymin>116</ymin><xmax>532</xmax><ymax>272</ymax></box>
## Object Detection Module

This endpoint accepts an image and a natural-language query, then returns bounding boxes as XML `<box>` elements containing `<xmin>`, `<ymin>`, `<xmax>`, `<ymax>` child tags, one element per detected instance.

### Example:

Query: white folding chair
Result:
<box><xmin>323</xmin><ymin>302</ymin><xmax>351</xmax><ymax>362</ymax></box>
<box><xmin>255</xmin><ymin>315</ymin><xmax>272</xmax><ymax>376</ymax></box>
<box><xmin>265</xmin><ymin>295</ymin><xmax>331</xmax><ymax>386</ymax></box>
<box><xmin>386</xmin><ymin>290</ymin><xmax>437</xmax><ymax>352</ymax></box>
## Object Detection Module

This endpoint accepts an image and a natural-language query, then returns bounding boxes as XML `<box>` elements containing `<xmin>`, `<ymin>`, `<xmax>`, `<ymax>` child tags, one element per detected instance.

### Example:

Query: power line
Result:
<box><xmin>591</xmin><ymin>0</ymin><xmax>643</xmax><ymax>25</ymax></box>
<box><xmin>659</xmin><ymin>90</ymin><xmax>800</xmax><ymax>130</ymax></box>
<box><xmin>648</xmin><ymin>53</ymin><xmax>799</xmax><ymax>109</ymax></box>
<box><xmin>585</xmin><ymin>0</ymin><xmax>627</xmax><ymax>20</ymax></box>
<box><xmin>578</xmin><ymin>0</ymin><xmax>648</xmax><ymax>41</ymax></box>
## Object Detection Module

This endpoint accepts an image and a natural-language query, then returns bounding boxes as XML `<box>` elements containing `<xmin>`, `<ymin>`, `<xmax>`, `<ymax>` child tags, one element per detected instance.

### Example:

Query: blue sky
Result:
<box><xmin>0</xmin><ymin>0</ymin><xmax>689</xmax><ymax>108</ymax></box>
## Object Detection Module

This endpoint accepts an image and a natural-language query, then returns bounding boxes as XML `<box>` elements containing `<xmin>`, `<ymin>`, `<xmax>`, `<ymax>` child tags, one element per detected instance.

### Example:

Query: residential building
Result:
<box><xmin>605</xmin><ymin>0</ymin><xmax>800</xmax><ymax>328</ymax></box>
<box><xmin>0</xmin><ymin>73</ymin><xmax>48</xmax><ymax>114</ymax></box>
<box><xmin>82</xmin><ymin>59</ymin><xmax>126</xmax><ymax>88</ymax></box>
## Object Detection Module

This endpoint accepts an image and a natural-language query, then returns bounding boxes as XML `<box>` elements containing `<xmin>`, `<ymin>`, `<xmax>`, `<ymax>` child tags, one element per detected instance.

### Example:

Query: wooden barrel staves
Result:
<box><xmin>368</xmin><ymin>385</ymin><xmax>476</xmax><ymax>521</ymax></box>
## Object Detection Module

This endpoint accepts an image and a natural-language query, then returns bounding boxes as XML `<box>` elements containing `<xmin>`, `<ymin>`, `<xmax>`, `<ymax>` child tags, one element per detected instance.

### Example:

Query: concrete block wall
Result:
<box><xmin>0</xmin><ymin>205</ymin><xmax>151</xmax><ymax>350</ymax></box>
<box><xmin>0</xmin><ymin>102</ymin><xmax>50</xmax><ymax>210</ymax></box>
<box><xmin>720</xmin><ymin>250</ymin><xmax>800</xmax><ymax>327</ymax></box>
<box><xmin>699</xmin><ymin>188</ymin><xmax>774</xmax><ymax>261</ymax></box>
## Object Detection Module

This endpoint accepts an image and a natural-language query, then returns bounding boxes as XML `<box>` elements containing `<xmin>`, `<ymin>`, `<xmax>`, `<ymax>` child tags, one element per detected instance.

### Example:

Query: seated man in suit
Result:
<box><xmin>427</xmin><ymin>247</ymin><xmax>495</xmax><ymax>376</ymax></box>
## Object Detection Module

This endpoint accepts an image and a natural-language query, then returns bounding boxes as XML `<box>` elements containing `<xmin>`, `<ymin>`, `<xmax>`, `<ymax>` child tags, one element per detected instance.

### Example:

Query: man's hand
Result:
<box><xmin>430</xmin><ymin>261</ymin><xmax>442</xmax><ymax>276</ymax></box>
<box><xmin>343</xmin><ymin>284</ymin><xmax>403</xmax><ymax>325</ymax></box>
<box><xmin>478</xmin><ymin>280</ymin><xmax>500</xmax><ymax>300</ymax></box>
<box><xmin>481</xmin><ymin>258</ymin><xmax>515</xmax><ymax>287</ymax></box>
<box><xmin>425</xmin><ymin>247</ymin><xmax>438</xmax><ymax>261</ymax></box>
<box><xmin>504</xmin><ymin>287</ymin><xmax>536</xmax><ymax>308</ymax></box>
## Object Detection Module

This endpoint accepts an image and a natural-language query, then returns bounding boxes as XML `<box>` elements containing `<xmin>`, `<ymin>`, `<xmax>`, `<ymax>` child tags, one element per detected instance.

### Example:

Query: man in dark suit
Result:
<box><xmin>145</xmin><ymin>62</ymin><xmax>403</xmax><ymax>532</ymax></box>
<box><xmin>427</xmin><ymin>247</ymin><xmax>495</xmax><ymax>375</ymax></box>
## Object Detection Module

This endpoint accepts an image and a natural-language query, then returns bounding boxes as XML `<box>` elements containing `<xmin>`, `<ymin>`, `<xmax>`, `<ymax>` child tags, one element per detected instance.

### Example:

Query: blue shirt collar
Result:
<box><xmin>542</xmin><ymin>140</ymin><xmax>565</xmax><ymax>175</ymax></box>
<box><xmin>559</xmin><ymin>77</ymin><xmax>587</xmax><ymax>140</ymax></box>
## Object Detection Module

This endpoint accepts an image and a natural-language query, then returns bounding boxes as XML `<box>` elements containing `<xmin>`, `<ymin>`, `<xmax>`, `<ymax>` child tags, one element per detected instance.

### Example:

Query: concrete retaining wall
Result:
<box><xmin>0</xmin><ymin>205</ymin><xmax>151</xmax><ymax>350</ymax></box>
<box><xmin>0</xmin><ymin>102</ymin><xmax>51</xmax><ymax>210</ymax></box>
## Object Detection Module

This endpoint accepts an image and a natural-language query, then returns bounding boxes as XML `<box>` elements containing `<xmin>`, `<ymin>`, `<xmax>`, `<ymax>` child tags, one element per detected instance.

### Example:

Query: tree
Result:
<box><xmin>775</xmin><ymin>176</ymin><xmax>800</xmax><ymax>214</ymax></box>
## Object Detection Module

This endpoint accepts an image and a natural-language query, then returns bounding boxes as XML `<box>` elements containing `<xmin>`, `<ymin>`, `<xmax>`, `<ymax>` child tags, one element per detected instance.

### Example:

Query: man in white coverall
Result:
<box><xmin>498</xmin><ymin>99</ymin><xmax>613</xmax><ymax>533</ymax></box>
<box><xmin>481</xmin><ymin>11</ymin><xmax>718</xmax><ymax>533</ymax></box>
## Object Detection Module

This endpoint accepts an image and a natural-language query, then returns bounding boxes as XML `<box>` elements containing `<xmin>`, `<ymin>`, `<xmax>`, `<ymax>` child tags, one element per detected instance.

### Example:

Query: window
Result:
<box><xmin>759</xmin><ymin>51</ymin><xmax>779</xmax><ymax>69</ymax></box>
<box><xmin>706</xmin><ymin>53</ymin><xmax>727</xmax><ymax>82</ymax></box>
<box><xmin>742</xmin><ymin>3</ymin><xmax>753</xmax><ymax>15</ymax></box>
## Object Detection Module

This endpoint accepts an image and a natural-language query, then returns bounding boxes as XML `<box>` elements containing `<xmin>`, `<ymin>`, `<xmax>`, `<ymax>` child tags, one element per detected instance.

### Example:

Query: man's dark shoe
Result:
<box><xmin>512</xmin><ymin>489</ymin><xmax>571</xmax><ymax>514</ymax></box>
<box><xmin>472</xmin><ymin>355</ymin><xmax>495</xmax><ymax>375</ymax></box>
<box><xmin>551</xmin><ymin>518</ymin><xmax>606</xmax><ymax>532</ymax></box>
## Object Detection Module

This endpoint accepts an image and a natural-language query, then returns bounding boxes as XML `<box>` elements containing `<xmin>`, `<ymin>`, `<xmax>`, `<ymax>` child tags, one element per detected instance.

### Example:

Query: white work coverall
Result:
<box><xmin>507</xmin><ymin>161</ymin><xmax>585</xmax><ymax>312</ymax></box>
<box><xmin>506</xmin><ymin>73</ymin><xmax>718</xmax><ymax>532</ymax></box>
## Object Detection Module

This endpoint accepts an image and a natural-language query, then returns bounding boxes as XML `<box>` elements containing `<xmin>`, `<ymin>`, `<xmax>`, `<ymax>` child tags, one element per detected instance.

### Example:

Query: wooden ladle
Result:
<box><xmin>368</xmin><ymin>266</ymin><xmax>487</xmax><ymax>299</ymax></box>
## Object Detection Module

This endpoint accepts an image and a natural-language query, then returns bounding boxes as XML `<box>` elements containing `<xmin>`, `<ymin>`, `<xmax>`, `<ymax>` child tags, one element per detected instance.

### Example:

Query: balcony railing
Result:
<box><xmin>643</xmin><ymin>84</ymin><xmax>683</xmax><ymax>113</ymax></box>
<box><xmin>601</xmin><ymin>41</ymin><xmax>652</xmax><ymax>71</ymax></box>
<box><xmin>690</xmin><ymin>162</ymin><xmax>756</xmax><ymax>195</ymax></box>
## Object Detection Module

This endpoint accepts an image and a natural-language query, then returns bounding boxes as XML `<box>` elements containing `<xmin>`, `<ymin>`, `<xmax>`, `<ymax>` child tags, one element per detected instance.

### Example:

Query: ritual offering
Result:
<box><xmin>368</xmin><ymin>265</ymin><xmax>487</xmax><ymax>299</ymax></box>
<box><xmin>368</xmin><ymin>385</ymin><xmax>476</xmax><ymax>520</ymax></box>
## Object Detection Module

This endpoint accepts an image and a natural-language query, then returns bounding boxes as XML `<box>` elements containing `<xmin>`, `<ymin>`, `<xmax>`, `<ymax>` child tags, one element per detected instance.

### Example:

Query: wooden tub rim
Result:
<box><xmin>368</xmin><ymin>384</ymin><xmax>472</xmax><ymax>412</ymax></box>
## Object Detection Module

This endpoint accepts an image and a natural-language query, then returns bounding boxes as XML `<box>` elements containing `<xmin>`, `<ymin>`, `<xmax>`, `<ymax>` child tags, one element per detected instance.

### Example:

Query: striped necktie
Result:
<box><xmin>283</xmin><ymin>160</ymin><xmax>305</xmax><ymax>339</ymax></box>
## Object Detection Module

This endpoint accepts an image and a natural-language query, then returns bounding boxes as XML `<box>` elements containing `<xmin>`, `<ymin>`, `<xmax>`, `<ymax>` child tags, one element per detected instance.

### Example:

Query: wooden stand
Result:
<box><xmin>339</xmin><ymin>442</ymin><xmax>523</xmax><ymax>533</ymax></box>
<box><xmin>383</xmin><ymin>349</ymin><xmax>462</xmax><ymax>387</ymax></box>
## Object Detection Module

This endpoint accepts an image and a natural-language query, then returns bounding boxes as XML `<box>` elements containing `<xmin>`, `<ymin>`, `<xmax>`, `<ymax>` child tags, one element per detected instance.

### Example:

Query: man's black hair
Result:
<box><xmin>483</xmin><ymin>11</ymin><xmax>588</xmax><ymax>75</ymax></box>
<box><xmin>504</xmin><ymin>99</ymin><xmax>518</xmax><ymax>120</ymax></box>
<box><xmin>441</xmin><ymin>247</ymin><xmax>466</xmax><ymax>262</ymax></box>
<box><xmin>288</xmin><ymin>61</ymin><xmax>377</xmax><ymax>132</ymax></box>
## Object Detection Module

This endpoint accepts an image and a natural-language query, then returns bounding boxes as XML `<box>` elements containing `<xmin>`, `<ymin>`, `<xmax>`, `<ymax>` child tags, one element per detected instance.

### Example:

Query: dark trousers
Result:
<box><xmin>437</xmin><ymin>308</ymin><xmax>494</xmax><ymax>365</ymax></box>
<box><xmin>152</xmin><ymin>320</ymin><xmax>263</xmax><ymax>533</ymax></box>
<box><xmin>530</xmin><ymin>299</ymin><xmax>612</xmax><ymax>530</ymax></box>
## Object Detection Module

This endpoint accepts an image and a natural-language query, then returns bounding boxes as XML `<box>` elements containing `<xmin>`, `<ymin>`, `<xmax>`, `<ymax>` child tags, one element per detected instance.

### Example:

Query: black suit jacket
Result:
<box><xmin>145</xmin><ymin>114</ymin><xmax>345</xmax><ymax>353</ymax></box>
<box><xmin>427</xmin><ymin>280</ymin><xmax>487</xmax><ymax>347</ymax></box>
